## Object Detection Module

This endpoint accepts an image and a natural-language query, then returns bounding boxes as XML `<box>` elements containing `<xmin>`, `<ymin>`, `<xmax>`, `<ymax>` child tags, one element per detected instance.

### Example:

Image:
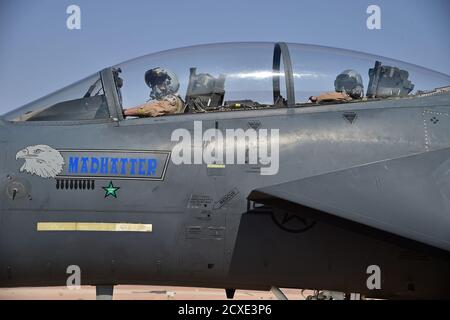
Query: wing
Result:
<box><xmin>249</xmin><ymin>148</ymin><xmax>450</xmax><ymax>252</ymax></box>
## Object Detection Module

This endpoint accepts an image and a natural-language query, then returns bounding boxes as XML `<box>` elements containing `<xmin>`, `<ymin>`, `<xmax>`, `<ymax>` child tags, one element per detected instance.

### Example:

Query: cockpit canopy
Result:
<box><xmin>4</xmin><ymin>42</ymin><xmax>450</xmax><ymax>122</ymax></box>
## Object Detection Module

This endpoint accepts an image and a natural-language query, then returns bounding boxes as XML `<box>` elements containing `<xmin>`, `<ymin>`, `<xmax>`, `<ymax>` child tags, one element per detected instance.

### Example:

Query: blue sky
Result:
<box><xmin>0</xmin><ymin>0</ymin><xmax>449</xmax><ymax>113</ymax></box>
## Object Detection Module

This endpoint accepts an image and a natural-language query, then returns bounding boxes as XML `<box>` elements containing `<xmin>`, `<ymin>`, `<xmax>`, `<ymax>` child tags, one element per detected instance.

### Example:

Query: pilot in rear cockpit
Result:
<box><xmin>309</xmin><ymin>70</ymin><xmax>364</xmax><ymax>104</ymax></box>
<box><xmin>123</xmin><ymin>67</ymin><xmax>184</xmax><ymax>117</ymax></box>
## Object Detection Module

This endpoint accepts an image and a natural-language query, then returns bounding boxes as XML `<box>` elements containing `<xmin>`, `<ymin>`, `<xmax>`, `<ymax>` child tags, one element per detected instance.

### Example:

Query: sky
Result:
<box><xmin>0</xmin><ymin>0</ymin><xmax>449</xmax><ymax>114</ymax></box>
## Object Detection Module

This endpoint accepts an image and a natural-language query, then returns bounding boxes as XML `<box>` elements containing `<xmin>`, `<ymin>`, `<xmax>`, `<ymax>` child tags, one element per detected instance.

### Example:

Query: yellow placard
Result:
<box><xmin>37</xmin><ymin>222</ymin><xmax>152</xmax><ymax>232</ymax></box>
<box><xmin>207</xmin><ymin>164</ymin><xmax>226</xmax><ymax>169</ymax></box>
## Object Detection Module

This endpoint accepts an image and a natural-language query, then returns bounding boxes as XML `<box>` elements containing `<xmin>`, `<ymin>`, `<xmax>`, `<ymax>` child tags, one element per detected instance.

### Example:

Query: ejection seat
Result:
<box><xmin>367</xmin><ymin>61</ymin><xmax>415</xmax><ymax>98</ymax></box>
<box><xmin>184</xmin><ymin>67</ymin><xmax>226</xmax><ymax>113</ymax></box>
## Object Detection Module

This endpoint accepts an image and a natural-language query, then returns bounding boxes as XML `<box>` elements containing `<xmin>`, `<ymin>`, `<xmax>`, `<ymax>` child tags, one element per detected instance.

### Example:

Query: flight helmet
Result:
<box><xmin>145</xmin><ymin>67</ymin><xmax>180</xmax><ymax>100</ymax></box>
<box><xmin>334</xmin><ymin>69</ymin><xmax>364</xmax><ymax>99</ymax></box>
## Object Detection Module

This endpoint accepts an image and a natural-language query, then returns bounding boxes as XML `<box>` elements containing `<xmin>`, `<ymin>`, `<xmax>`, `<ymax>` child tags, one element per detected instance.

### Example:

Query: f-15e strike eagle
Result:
<box><xmin>1</xmin><ymin>42</ymin><xmax>449</xmax><ymax>299</ymax></box>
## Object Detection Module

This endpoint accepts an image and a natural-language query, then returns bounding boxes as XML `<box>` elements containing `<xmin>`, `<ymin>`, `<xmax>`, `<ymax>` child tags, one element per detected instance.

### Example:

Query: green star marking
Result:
<box><xmin>102</xmin><ymin>181</ymin><xmax>120</xmax><ymax>198</ymax></box>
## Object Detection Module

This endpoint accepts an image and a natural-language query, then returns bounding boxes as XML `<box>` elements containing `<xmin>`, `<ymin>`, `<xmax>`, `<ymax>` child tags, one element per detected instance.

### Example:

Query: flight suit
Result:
<box><xmin>309</xmin><ymin>92</ymin><xmax>352</xmax><ymax>103</ymax></box>
<box><xmin>124</xmin><ymin>94</ymin><xmax>184</xmax><ymax>117</ymax></box>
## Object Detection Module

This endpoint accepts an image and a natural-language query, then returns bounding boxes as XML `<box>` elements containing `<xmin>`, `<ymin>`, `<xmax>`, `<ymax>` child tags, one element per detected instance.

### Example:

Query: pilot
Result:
<box><xmin>309</xmin><ymin>70</ymin><xmax>364</xmax><ymax>103</ymax></box>
<box><xmin>123</xmin><ymin>67</ymin><xmax>184</xmax><ymax>117</ymax></box>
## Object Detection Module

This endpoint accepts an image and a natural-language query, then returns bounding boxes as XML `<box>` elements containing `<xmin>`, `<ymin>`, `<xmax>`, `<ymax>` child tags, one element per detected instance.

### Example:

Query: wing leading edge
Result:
<box><xmin>249</xmin><ymin>148</ymin><xmax>450</xmax><ymax>252</ymax></box>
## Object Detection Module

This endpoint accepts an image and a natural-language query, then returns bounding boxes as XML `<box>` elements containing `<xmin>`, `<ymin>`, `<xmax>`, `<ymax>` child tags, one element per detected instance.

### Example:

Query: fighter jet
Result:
<box><xmin>1</xmin><ymin>42</ymin><xmax>449</xmax><ymax>300</ymax></box>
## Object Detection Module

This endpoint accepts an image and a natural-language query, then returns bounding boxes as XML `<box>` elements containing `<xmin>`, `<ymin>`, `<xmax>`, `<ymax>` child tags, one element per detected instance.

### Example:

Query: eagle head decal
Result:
<box><xmin>16</xmin><ymin>145</ymin><xmax>64</xmax><ymax>179</ymax></box>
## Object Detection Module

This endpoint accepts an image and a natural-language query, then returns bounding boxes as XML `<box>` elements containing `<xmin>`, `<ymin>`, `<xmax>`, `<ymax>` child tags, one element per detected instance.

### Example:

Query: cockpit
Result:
<box><xmin>4</xmin><ymin>42</ymin><xmax>450</xmax><ymax>122</ymax></box>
